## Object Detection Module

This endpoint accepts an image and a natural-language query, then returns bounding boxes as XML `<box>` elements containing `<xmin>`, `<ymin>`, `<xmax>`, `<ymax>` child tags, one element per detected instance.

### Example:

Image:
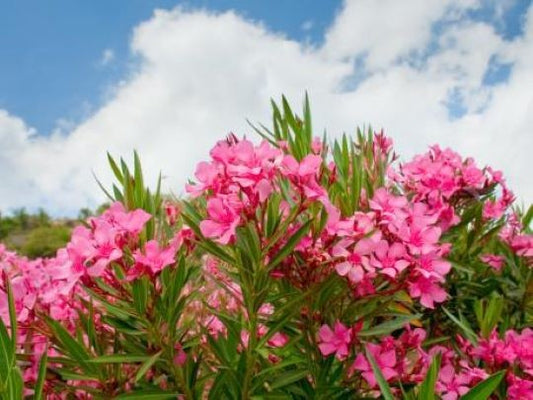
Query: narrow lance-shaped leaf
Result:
<box><xmin>418</xmin><ymin>354</ymin><xmax>441</xmax><ymax>400</ymax></box>
<box><xmin>460</xmin><ymin>370</ymin><xmax>505</xmax><ymax>400</ymax></box>
<box><xmin>33</xmin><ymin>344</ymin><xmax>49</xmax><ymax>400</ymax></box>
<box><xmin>366</xmin><ymin>349</ymin><xmax>394</xmax><ymax>400</ymax></box>
<box><xmin>267</xmin><ymin>219</ymin><xmax>312</xmax><ymax>270</ymax></box>
<box><xmin>135</xmin><ymin>350</ymin><xmax>162</xmax><ymax>383</ymax></box>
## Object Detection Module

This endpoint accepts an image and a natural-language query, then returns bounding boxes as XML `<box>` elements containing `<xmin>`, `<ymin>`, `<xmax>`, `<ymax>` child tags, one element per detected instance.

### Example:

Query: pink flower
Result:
<box><xmin>510</xmin><ymin>234</ymin><xmax>533</xmax><ymax>257</ymax></box>
<box><xmin>395</xmin><ymin>217</ymin><xmax>441</xmax><ymax>255</ymax></box>
<box><xmin>164</xmin><ymin>202</ymin><xmax>180</xmax><ymax>226</ymax></box>
<box><xmin>436</xmin><ymin>365</ymin><xmax>472</xmax><ymax>400</ymax></box>
<box><xmin>507</xmin><ymin>373</ymin><xmax>533</xmax><ymax>400</ymax></box>
<box><xmin>351</xmin><ymin>343</ymin><xmax>398</xmax><ymax>387</ymax></box>
<box><xmin>187</xmin><ymin>138</ymin><xmax>282</xmax><ymax>208</ymax></box>
<box><xmin>408</xmin><ymin>276</ymin><xmax>447</xmax><ymax>309</ymax></box>
<box><xmin>317</xmin><ymin>321</ymin><xmax>352</xmax><ymax>360</ymax></box>
<box><xmin>267</xmin><ymin>332</ymin><xmax>289</xmax><ymax>348</ymax></box>
<box><xmin>200</xmin><ymin>197</ymin><xmax>241</xmax><ymax>244</ymax></box>
<box><xmin>129</xmin><ymin>240</ymin><xmax>176</xmax><ymax>280</ymax></box>
<box><xmin>373</xmin><ymin>130</ymin><xmax>393</xmax><ymax>159</ymax></box>
<box><xmin>311</xmin><ymin>137</ymin><xmax>323</xmax><ymax>154</ymax></box>
<box><xmin>0</xmin><ymin>276</ymin><xmax>35</xmax><ymax>323</ymax></box>
<box><xmin>334</xmin><ymin>237</ymin><xmax>378</xmax><ymax>284</ymax></box>
<box><xmin>482</xmin><ymin>199</ymin><xmax>506</xmax><ymax>220</ymax></box>
<box><xmin>186</xmin><ymin>161</ymin><xmax>220</xmax><ymax>197</ymax></box>
<box><xmin>174</xmin><ymin>344</ymin><xmax>187</xmax><ymax>366</ymax></box>
<box><xmin>204</xmin><ymin>315</ymin><xmax>226</xmax><ymax>339</ymax></box>
<box><xmin>480</xmin><ymin>254</ymin><xmax>505</xmax><ymax>271</ymax></box>
<box><xmin>282</xmin><ymin>154</ymin><xmax>322</xmax><ymax>179</ymax></box>
<box><xmin>370</xmin><ymin>240</ymin><xmax>410</xmax><ymax>278</ymax></box>
<box><xmin>101</xmin><ymin>202</ymin><xmax>151</xmax><ymax>235</ymax></box>
<box><xmin>370</xmin><ymin>188</ymin><xmax>408</xmax><ymax>224</ymax></box>
<box><xmin>282</xmin><ymin>154</ymin><xmax>328</xmax><ymax>202</ymax></box>
<box><xmin>68</xmin><ymin>223</ymin><xmax>122</xmax><ymax>277</ymax></box>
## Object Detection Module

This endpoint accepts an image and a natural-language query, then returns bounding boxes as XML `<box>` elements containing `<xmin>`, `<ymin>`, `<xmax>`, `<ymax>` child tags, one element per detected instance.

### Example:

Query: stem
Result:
<box><xmin>241</xmin><ymin>309</ymin><xmax>258</xmax><ymax>399</ymax></box>
<box><xmin>175</xmin><ymin>365</ymin><xmax>195</xmax><ymax>400</ymax></box>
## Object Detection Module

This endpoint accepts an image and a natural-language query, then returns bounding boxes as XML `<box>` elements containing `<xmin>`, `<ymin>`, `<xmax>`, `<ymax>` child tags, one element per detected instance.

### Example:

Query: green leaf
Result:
<box><xmin>134</xmin><ymin>351</ymin><xmax>162</xmax><ymax>383</ymax></box>
<box><xmin>92</xmin><ymin>172</ymin><xmax>115</xmax><ymax>202</ymax></box>
<box><xmin>460</xmin><ymin>370</ymin><xmax>505</xmax><ymax>400</ymax></box>
<box><xmin>133</xmin><ymin>150</ymin><xmax>145</xmax><ymax>208</ymax></box>
<box><xmin>33</xmin><ymin>345</ymin><xmax>49</xmax><ymax>400</ymax></box>
<box><xmin>366</xmin><ymin>349</ymin><xmax>394</xmax><ymax>400</ymax></box>
<box><xmin>5</xmin><ymin>279</ymin><xmax>16</xmax><ymax>357</ymax></box>
<box><xmin>0</xmin><ymin>299</ymin><xmax>14</xmax><ymax>384</ymax></box>
<box><xmin>89</xmin><ymin>354</ymin><xmax>150</xmax><ymax>363</ymax></box>
<box><xmin>115</xmin><ymin>390</ymin><xmax>180</xmax><ymax>399</ymax></box>
<box><xmin>236</xmin><ymin>222</ymin><xmax>262</xmax><ymax>266</ymax></box>
<box><xmin>270</xmin><ymin>369</ymin><xmax>309</xmax><ymax>390</ymax></box>
<box><xmin>303</xmin><ymin>92</ymin><xmax>312</xmax><ymax>146</ymax></box>
<box><xmin>418</xmin><ymin>354</ymin><xmax>441</xmax><ymax>400</ymax></box>
<box><xmin>0</xmin><ymin>323</ymin><xmax>12</xmax><ymax>386</ymax></box>
<box><xmin>442</xmin><ymin>307</ymin><xmax>478</xmax><ymax>345</ymax></box>
<box><xmin>132</xmin><ymin>278</ymin><xmax>149</xmax><ymax>315</ymax></box>
<box><xmin>358</xmin><ymin>314</ymin><xmax>421</xmax><ymax>337</ymax></box>
<box><xmin>107</xmin><ymin>152</ymin><xmax>124</xmax><ymax>184</ymax></box>
<box><xmin>267</xmin><ymin>220</ymin><xmax>312</xmax><ymax>270</ymax></box>
<box><xmin>522</xmin><ymin>204</ymin><xmax>533</xmax><ymax>229</ymax></box>
<box><xmin>6</xmin><ymin>367</ymin><xmax>23</xmax><ymax>400</ymax></box>
<box><xmin>46</xmin><ymin>318</ymin><xmax>99</xmax><ymax>377</ymax></box>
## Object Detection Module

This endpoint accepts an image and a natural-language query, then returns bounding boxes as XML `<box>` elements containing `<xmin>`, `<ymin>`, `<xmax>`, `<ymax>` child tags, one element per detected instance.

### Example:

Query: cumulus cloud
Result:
<box><xmin>0</xmin><ymin>0</ymin><xmax>531</xmax><ymax>215</ymax></box>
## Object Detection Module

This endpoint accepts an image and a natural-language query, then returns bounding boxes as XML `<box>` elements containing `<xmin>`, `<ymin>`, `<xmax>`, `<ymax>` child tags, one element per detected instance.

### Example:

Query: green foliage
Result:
<box><xmin>40</xmin><ymin>154</ymin><xmax>202</xmax><ymax>398</ymax></box>
<box><xmin>249</xmin><ymin>93</ymin><xmax>313</xmax><ymax>161</ymax></box>
<box><xmin>460</xmin><ymin>371</ymin><xmax>506</xmax><ymax>400</ymax></box>
<box><xmin>20</xmin><ymin>225</ymin><xmax>70</xmax><ymax>258</ymax></box>
<box><xmin>5</xmin><ymin>95</ymin><xmax>528</xmax><ymax>399</ymax></box>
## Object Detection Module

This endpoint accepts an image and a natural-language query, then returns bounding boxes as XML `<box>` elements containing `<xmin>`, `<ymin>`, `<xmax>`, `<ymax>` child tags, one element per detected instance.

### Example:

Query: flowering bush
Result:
<box><xmin>0</xmin><ymin>96</ymin><xmax>531</xmax><ymax>399</ymax></box>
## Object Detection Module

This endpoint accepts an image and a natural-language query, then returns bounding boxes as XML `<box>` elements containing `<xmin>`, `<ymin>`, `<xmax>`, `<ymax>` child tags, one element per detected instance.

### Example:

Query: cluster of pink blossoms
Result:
<box><xmin>188</xmin><ymin>134</ymin><xmax>533</xmax><ymax>312</ymax></box>
<box><xmin>393</xmin><ymin>144</ymin><xmax>532</xmax><ymax>265</ymax></box>
<box><xmin>0</xmin><ymin>123</ymin><xmax>531</xmax><ymax>397</ymax></box>
<box><xmin>326</xmin><ymin>188</ymin><xmax>451</xmax><ymax>308</ymax></box>
<box><xmin>185</xmin><ymin>132</ymin><xmax>532</xmax><ymax>397</ymax></box>
<box><xmin>67</xmin><ymin>202</ymin><xmax>180</xmax><ymax>282</ymax></box>
<box><xmin>317</xmin><ymin>321</ymin><xmax>533</xmax><ymax>399</ymax></box>
<box><xmin>0</xmin><ymin>243</ymin><xmax>83</xmax><ymax>382</ymax></box>
<box><xmin>0</xmin><ymin>202</ymin><xmax>178</xmax><ymax>389</ymax></box>
<box><xmin>188</xmin><ymin>135</ymin><xmax>454</xmax><ymax>309</ymax></box>
<box><xmin>187</xmin><ymin>136</ymin><xmax>283</xmax><ymax>244</ymax></box>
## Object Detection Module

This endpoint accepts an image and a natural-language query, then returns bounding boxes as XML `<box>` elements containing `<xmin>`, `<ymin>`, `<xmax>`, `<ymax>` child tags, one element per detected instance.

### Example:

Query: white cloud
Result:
<box><xmin>321</xmin><ymin>0</ymin><xmax>479</xmax><ymax>68</ymax></box>
<box><xmin>0</xmin><ymin>1</ymin><xmax>531</xmax><ymax>215</ymax></box>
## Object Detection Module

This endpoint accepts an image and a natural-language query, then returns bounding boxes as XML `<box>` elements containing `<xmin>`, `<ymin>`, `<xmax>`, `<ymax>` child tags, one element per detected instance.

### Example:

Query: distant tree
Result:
<box><xmin>0</xmin><ymin>214</ymin><xmax>16</xmax><ymax>239</ymax></box>
<box><xmin>13</xmin><ymin>208</ymin><xmax>29</xmax><ymax>229</ymax></box>
<box><xmin>77</xmin><ymin>207</ymin><xmax>93</xmax><ymax>220</ymax></box>
<box><xmin>36</xmin><ymin>208</ymin><xmax>51</xmax><ymax>226</ymax></box>
<box><xmin>20</xmin><ymin>226</ymin><xmax>71</xmax><ymax>258</ymax></box>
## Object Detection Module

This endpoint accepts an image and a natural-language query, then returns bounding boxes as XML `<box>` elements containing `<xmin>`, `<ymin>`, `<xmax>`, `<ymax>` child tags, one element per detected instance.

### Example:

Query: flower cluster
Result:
<box><xmin>188</xmin><ymin>135</ymin><xmax>453</xmax><ymax>309</ymax></box>
<box><xmin>0</xmin><ymin>202</ymin><xmax>173</xmax><ymax>390</ymax></box>
<box><xmin>187</xmin><ymin>136</ymin><xmax>283</xmax><ymax>244</ymax></box>
<box><xmin>0</xmin><ymin>98</ymin><xmax>531</xmax><ymax>399</ymax></box>
<box><xmin>317</xmin><ymin>322</ymin><xmax>533</xmax><ymax>400</ymax></box>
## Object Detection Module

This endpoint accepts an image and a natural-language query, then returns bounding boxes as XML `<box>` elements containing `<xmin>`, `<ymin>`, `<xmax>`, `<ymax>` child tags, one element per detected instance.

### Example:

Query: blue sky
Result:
<box><xmin>0</xmin><ymin>0</ymin><xmax>532</xmax><ymax>215</ymax></box>
<box><xmin>0</xmin><ymin>0</ymin><xmax>342</xmax><ymax>135</ymax></box>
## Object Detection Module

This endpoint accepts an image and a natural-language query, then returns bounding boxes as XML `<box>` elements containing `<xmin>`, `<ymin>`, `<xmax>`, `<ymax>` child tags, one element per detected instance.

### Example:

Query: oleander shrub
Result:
<box><xmin>0</xmin><ymin>96</ymin><xmax>531</xmax><ymax>399</ymax></box>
